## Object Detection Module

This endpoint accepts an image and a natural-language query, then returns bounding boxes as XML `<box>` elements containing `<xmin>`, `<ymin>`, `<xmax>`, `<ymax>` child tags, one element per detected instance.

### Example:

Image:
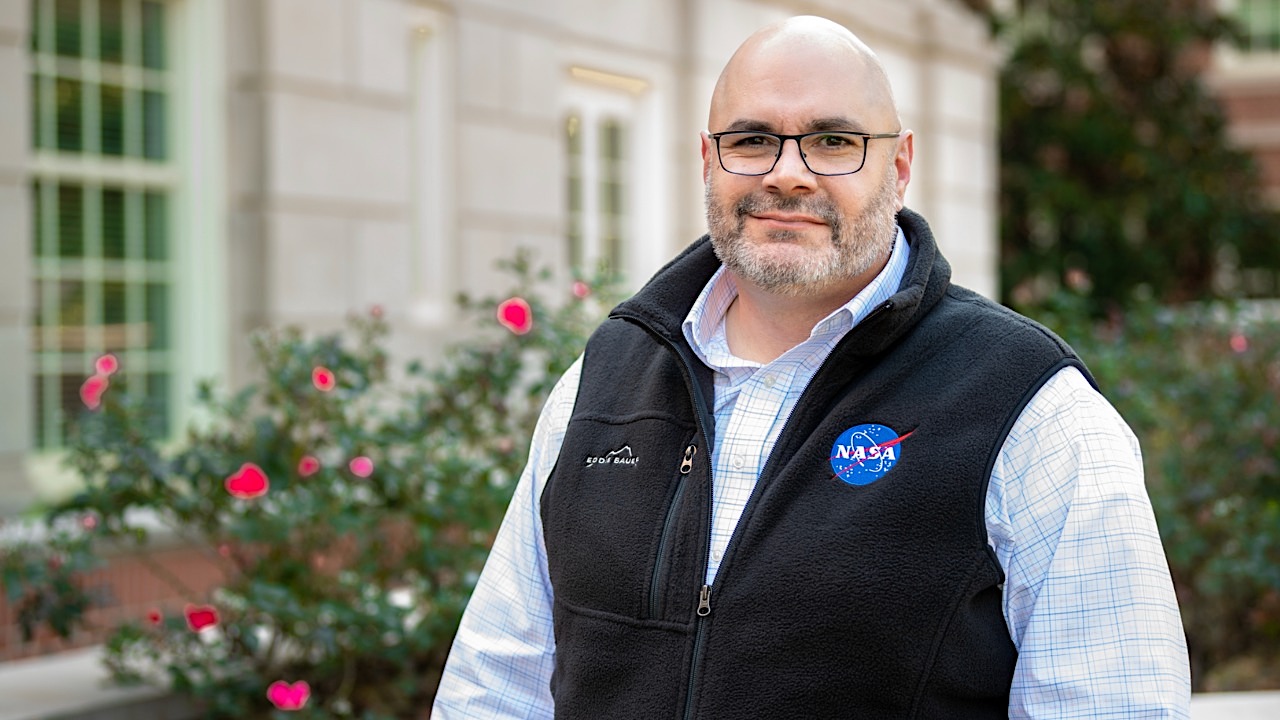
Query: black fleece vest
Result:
<box><xmin>540</xmin><ymin>210</ymin><xmax>1091</xmax><ymax>719</ymax></box>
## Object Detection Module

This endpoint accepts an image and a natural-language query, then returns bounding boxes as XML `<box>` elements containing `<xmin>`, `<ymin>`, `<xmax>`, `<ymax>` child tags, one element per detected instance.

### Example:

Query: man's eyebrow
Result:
<box><xmin>718</xmin><ymin>117</ymin><xmax>870</xmax><ymax>133</ymax></box>
<box><xmin>807</xmin><ymin>116</ymin><xmax>867</xmax><ymax>133</ymax></box>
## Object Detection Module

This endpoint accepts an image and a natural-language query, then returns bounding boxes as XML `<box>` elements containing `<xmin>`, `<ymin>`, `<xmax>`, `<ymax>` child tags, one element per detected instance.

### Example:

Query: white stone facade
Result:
<box><xmin>0</xmin><ymin>0</ymin><xmax>998</xmax><ymax>511</ymax></box>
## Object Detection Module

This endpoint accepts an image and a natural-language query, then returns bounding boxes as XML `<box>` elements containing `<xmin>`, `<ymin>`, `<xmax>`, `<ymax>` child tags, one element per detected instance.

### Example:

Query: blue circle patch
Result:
<box><xmin>830</xmin><ymin>423</ymin><xmax>910</xmax><ymax>486</ymax></box>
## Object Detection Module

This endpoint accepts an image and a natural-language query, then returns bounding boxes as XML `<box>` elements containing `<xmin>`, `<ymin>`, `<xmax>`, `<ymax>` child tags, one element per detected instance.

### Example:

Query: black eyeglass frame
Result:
<box><xmin>709</xmin><ymin>130</ymin><xmax>903</xmax><ymax>176</ymax></box>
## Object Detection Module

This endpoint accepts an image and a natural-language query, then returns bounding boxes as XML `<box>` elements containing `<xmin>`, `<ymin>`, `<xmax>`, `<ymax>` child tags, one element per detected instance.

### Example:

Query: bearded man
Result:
<box><xmin>432</xmin><ymin>15</ymin><xmax>1190</xmax><ymax>719</ymax></box>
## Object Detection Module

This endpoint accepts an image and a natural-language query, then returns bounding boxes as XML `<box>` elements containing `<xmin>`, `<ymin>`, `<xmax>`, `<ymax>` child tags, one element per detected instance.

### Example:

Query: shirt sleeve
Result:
<box><xmin>988</xmin><ymin>366</ymin><xmax>1192</xmax><ymax>719</ymax></box>
<box><xmin>430</xmin><ymin>357</ymin><xmax>582</xmax><ymax>720</ymax></box>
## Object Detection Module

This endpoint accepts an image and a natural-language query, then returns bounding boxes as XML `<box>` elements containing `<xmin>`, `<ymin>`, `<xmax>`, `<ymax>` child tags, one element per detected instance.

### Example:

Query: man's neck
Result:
<box><xmin>723</xmin><ymin>275</ymin><xmax>867</xmax><ymax>364</ymax></box>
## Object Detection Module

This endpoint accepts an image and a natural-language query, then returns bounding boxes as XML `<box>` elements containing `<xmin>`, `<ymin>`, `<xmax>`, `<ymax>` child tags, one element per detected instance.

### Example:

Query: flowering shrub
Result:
<box><xmin>2</xmin><ymin>255</ymin><xmax>618</xmax><ymax>717</ymax></box>
<box><xmin>1030</xmin><ymin>293</ymin><xmax>1280</xmax><ymax>690</ymax></box>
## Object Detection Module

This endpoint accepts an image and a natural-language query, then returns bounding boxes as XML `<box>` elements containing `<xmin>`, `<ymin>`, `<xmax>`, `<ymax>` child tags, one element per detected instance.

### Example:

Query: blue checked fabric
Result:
<box><xmin>431</xmin><ymin>232</ymin><xmax>1191</xmax><ymax>719</ymax></box>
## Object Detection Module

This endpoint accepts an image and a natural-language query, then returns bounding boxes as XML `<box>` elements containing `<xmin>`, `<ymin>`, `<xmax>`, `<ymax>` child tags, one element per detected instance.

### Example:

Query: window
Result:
<box><xmin>564</xmin><ymin>112</ymin><xmax>631</xmax><ymax>276</ymax></box>
<box><xmin>29</xmin><ymin>0</ymin><xmax>174</xmax><ymax>448</ymax></box>
<box><xmin>1238</xmin><ymin>0</ymin><xmax>1280</xmax><ymax>53</ymax></box>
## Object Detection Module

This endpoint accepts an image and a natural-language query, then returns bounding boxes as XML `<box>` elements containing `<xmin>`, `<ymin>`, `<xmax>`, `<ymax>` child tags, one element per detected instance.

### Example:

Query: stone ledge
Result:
<box><xmin>0</xmin><ymin>646</ymin><xmax>197</xmax><ymax>720</ymax></box>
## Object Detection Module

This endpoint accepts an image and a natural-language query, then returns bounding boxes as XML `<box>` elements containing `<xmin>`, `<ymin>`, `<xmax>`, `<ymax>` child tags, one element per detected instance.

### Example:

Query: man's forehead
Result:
<box><xmin>709</xmin><ymin>23</ymin><xmax>897</xmax><ymax>130</ymax></box>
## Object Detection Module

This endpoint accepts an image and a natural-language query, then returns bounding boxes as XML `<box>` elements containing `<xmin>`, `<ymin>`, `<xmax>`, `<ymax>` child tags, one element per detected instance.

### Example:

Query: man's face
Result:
<box><xmin>701</xmin><ymin>40</ymin><xmax>910</xmax><ymax>297</ymax></box>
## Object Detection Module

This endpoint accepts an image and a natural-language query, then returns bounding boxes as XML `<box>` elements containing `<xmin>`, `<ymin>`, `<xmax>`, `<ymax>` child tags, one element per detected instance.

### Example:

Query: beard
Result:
<box><xmin>704</xmin><ymin>163</ymin><xmax>899</xmax><ymax>297</ymax></box>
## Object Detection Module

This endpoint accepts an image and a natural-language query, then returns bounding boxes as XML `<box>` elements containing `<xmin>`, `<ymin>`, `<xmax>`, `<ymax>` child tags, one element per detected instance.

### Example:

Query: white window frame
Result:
<box><xmin>560</xmin><ymin>65</ymin><xmax>670</xmax><ymax>290</ymax></box>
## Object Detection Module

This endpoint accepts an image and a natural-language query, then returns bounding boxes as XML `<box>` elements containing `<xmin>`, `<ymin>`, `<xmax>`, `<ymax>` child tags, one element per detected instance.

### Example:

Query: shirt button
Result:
<box><xmin>732</xmin><ymin>454</ymin><xmax>746</xmax><ymax>469</ymax></box>
<box><xmin>712</xmin><ymin>550</ymin><xmax>722</xmax><ymax>562</ymax></box>
<box><xmin>762</xmin><ymin>374</ymin><xmax>776</xmax><ymax>388</ymax></box>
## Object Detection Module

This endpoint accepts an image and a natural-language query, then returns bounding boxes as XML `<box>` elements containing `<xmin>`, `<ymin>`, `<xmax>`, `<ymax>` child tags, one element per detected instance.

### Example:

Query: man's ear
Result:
<box><xmin>700</xmin><ymin>131</ymin><xmax>713</xmax><ymax>182</ymax></box>
<box><xmin>893</xmin><ymin>131</ymin><xmax>914</xmax><ymax>210</ymax></box>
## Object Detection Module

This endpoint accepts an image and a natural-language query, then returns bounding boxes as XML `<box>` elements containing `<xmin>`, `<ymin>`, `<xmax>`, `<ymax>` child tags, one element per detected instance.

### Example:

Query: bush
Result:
<box><xmin>1030</xmin><ymin>293</ymin><xmax>1280</xmax><ymax>691</ymax></box>
<box><xmin>0</xmin><ymin>255</ymin><xmax>617</xmax><ymax>718</ymax></box>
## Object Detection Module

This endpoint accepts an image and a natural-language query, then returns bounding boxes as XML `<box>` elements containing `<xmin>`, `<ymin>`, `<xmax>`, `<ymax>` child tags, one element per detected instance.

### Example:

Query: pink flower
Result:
<box><xmin>94</xmin><ymin>354</ymin><xmax>119</xmax><ymax>376</ymax></box>
<box><xmin>1230</xmin><ymin>333</ymin><xmax>1249</xmax><ymax>354</ymax></box>
<box><xmin>147</xmin><ymin>608</ymin><xmax>163</xmax><ymax>626</ymax></box>
<box><xmin>572</xmin><ymin>281</ymin><xmax>591</xmax><ymax>299</ymax></box>
<box><xmin>370</xmin><ymin>304</ymin><xmax>384</xmax><ymax>319</ymax></box>
<box><xmin>81</xmin><ymin>514</ymin><xmax>98</xmax><ymax>531</ymax></box>
<box><xmin>497</xmin><ymin>297</ymin><xmax>533</xmax><ymax>335</ymax></box>
<box><xmin>266</xmin><ymin>680</ymin><xmax>311</xmax><ymax>711</ymax></box>
<box><xmin>80</xmin><ymin>375</ymin><xmax>109</xmax><ymax>410</ymax></box>
<box><xmin>297</xmin><ymin>455</ymin><xmax>321</xmax><ymax>477</ymax></box>
<box><xmin>224</xmin><ymin>463</ymin><xmax>269</xmax><ymax>499</ymax></box>
<box><xmin>348</xmin><ymin>456</ymin><xmax>374</xmax><ymax>478</ymax></box>
<box><xmin>184</xmin><ymin>603</ymin><xmax>219</xmax><ymax>632</ymax></box>
<box><xmin>312</xmin><ymin>366</ymin><xmax>336</xmax><ymax>392</ymax></box>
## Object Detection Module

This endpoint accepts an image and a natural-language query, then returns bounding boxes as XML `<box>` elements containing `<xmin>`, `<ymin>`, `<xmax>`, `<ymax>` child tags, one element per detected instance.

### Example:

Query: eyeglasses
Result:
<box><xmin>709</xmin><ymin>130</ymin><xmax>902</xmax><ymax>176</ymax></box>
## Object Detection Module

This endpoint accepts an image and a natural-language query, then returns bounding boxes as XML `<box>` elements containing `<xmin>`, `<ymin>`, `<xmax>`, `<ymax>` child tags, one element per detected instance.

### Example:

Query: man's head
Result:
<box><xmin>701</xmin><ymin>16</ymin><xmax>914</xmax><ymax>298</ymax></box>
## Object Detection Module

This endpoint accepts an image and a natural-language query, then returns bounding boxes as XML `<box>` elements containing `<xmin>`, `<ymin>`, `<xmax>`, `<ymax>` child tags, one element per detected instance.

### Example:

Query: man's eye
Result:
<box><xmin>815</xmin><ymin>134</ymin><xmax>855</xmax><ymax>148</ymax></box>
<box><xmin>729</xmin><ymin>134</ymin><xmax>774</xmax><ymax>147</ymax></box>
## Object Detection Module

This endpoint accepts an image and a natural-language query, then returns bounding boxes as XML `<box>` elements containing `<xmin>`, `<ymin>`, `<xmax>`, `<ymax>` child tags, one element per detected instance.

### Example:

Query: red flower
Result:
<box><xmin>80</xmin><ymin>375</ymin><xmax>109</xmax><ymax>410</ymax></box>
<box><xmin>266</xmin><ymin>680</ymin><xmax>311</xmax><ymax>711</ymax></box>
<box><xmin>184</xmin><ymin>603</ymin><xmax>219</xmax><ymax>632</ymax></box>
<box><xmin>225</xmin><ymin>463</ymin><xmax>269</xmax><ymax>499</ymax></box>
<box><xmin>94</xmin><ymin>354</ymin><xmax>119</xmax><ymax>376</ymax></box>
<box><xmin>312</xmin><ymin>366</ymin><xmax>336</xmax><ymax>392</ymax></box>
<box><xmin>297</xmin><ymin>455</ymin><xmax>321</xmax><ymax>477</ymax></box>
<box><xmin>348</xmin><ymin>456</ymin><xmax>374</xmax><ymax>478</ymax></box>
<box><xmin>147</xmin><ymin>608</ymin><xmax>163</xmax><ymax>626</ymax></box>
<box><xmin>497</xmin><ymin>297</ymin><xmax>533</xmax><ymax>335</ymax></box>
<box><xmin>1230</xmin><ymin>333</ymin><xmax>1249</xmax><ymax>354</ymax></box>
<box><xmin>572</xmin><ymin>281</ymin><xmax>591</xmax><ymax>299</ymax></box>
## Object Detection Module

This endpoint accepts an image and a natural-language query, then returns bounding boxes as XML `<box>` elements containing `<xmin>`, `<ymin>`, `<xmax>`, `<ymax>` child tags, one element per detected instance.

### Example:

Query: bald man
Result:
<box><xmin>432</xmin><ymin>17</ymin><xmax>1190</xmax><ymax>719</ymax></box>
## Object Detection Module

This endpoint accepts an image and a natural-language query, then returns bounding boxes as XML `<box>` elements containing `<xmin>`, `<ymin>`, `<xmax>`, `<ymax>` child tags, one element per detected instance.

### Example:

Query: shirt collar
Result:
<box><xmin>682</xmin><ymin>226</ymin><xmax>911</xmax><ymax>370</ymax></box>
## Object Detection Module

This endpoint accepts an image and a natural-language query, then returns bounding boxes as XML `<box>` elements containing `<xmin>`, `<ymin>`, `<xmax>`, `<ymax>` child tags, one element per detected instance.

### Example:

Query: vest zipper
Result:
<box><xmin>611</xmin><ymin>309</ymin><xmax>718</xmax><ymax>720</ymax></box>
<box><xmin>683</xmin><ymin>586</ymin><xmax>711</xmax><ymax>720</ymax></box>
<box><xmin>649</xmin><ymin>444</ymin><xmax>697</xmax><ymax>619</ymax></box>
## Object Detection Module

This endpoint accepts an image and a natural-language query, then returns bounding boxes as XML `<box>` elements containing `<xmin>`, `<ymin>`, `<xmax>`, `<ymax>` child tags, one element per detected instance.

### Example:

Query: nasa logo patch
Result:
<box><xmin>829</xmin><ymin>424</ymin><xmax>914</xmax><ymax>486</ymax></box>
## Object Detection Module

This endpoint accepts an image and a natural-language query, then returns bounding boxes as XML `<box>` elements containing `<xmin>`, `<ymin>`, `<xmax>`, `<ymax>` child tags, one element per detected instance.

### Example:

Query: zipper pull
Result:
<box><xmin>697</xmin><ymin>585</ymin><xmax>712</xmax><ymax>617</ymax></box>
<box><xmin>680</xmin><ymin>445</ymin><xmax>696</xmax><ymax>474</ymax></box>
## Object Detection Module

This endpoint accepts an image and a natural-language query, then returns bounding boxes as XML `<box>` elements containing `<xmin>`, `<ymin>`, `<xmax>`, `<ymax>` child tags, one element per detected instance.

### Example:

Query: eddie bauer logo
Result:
<box><xmin>585</xmin><ymin>445</ymin><xmax>640</xmax><ymax>468</ymax></box>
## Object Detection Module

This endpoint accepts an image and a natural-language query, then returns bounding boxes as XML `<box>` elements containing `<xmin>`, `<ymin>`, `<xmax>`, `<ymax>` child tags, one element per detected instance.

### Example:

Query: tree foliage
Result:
<box><xmin>983</xmin><ymin>0</ymin><xmax>1280</xmax><ymax>313</ymax></box>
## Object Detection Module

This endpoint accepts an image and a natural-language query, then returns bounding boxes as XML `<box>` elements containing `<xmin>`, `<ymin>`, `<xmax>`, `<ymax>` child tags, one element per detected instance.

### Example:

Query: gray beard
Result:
<box><xmin>705</xmin><ymin>165</ymin><xmax>899</xmax><ymax>297</ymax></box>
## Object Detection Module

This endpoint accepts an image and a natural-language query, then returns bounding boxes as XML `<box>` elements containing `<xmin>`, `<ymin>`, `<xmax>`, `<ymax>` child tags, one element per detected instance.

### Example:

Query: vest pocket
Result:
<box><xmin>542</xmin><ymin>415</ymin><xmax>700</xmax><ymax>621</ymax></box>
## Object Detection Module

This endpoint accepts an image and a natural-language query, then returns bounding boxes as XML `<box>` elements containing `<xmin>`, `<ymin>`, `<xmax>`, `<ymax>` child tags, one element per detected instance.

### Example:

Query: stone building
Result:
<box><xmin>0</xmin><ymin>0</ymin><xmax>997</xmax><ymax>524</ymax></box>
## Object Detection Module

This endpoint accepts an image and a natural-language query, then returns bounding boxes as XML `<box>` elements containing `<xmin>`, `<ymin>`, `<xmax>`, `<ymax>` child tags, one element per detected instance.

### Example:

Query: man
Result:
<box><xmin>432</xmin><ymin>16</ymin><xmax>1190</xmax><ymax>719</ymax></box>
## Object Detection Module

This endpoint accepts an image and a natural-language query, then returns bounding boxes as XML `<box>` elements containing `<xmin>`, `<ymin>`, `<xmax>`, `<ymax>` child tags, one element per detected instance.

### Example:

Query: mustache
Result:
<box><xmin>733</xmin><ymin>193</ymin><xmax>843</xmax><ymax>237</ymax></box>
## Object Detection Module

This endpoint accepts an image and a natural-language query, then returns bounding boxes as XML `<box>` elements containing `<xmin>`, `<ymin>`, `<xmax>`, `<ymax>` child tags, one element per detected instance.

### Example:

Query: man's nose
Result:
<box><xmin>764</xmin><ymin>137</ymin><xmax>817</xmax><ymax>193</ymax></box>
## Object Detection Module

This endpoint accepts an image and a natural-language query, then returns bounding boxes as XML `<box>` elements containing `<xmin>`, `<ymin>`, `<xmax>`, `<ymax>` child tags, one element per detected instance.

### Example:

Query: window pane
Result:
<box><xmin>33</xmin><ymin>375</ymin><xmax>46</xmax><ymax>448</ymax></box>
<box><xmin>142</xmin><ymin>1</ymin><xmax>165</xmax><ymax>70</ymax></box>
<box><xmin>55</xmin><ymin>0</ymin><xmax>81</xmax><ymax>58</ymax></box>
<box><xmin>58</xmin><ymin>279</ymin><xmax>85</xmax><ymax>326</ymax></box>
<box><xmin>31</xmin><ymin>181</ymin><xmax>43</xmax><ymax>256</ymax></box>
<box><xmin>145</xmin><ymin>373</ymin><xmax>169</xmax><ymax>434</ymax></box>
<box><xmin>30</xmin><ymin>75</ymin><xmax>45</xmax><ymax>150</ymax></box>
<box><xmin>101</xmin><ymin>84</ymin><xmax>125</xmax><ymax>155</ymax></box>
<box><xmin>56</xmin><ymin>77</ymin><xmax>83</xmax><ymax>152</ymax></box>
<box><xmin>145</xmin><ymin>282</ymin><xmax>167</xmax><ymax>349</ymax></box>
<box><xmin>102</xmin><ymin>186</ymin><xmax>126</xmax><ymax>258</ymax></box>
<box><xmin>58</xmin><ymin>183</ymin><xmax>84</xmax><ymax>257</ymax></box>
<box><xmin>103</xmin><ymin>281</ymin><xmax>126</xmax><ymax>325</ymax></box>
<box><xmin>30</xmin><ymin>0</ymin><xmax>41</xmax><ymax>53</ymax></box>
<box><xmin>58</xmin><ymin>373</ymin><xmax>84</xmax><ymax>438</ymax></box>
<box><xmin>143</xmin><ymin>90</ymin><xmax>165</xmax><ymax>160</ymax></box>
<box><xmin>99</xmin><ymin>0</ymin><xmax>124</xmax><ymax>63</ymax></box>
<box><xmin>144</xmin><ymin>191</ymin><xmax>166</xmax><ymax>259</ymax></box>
